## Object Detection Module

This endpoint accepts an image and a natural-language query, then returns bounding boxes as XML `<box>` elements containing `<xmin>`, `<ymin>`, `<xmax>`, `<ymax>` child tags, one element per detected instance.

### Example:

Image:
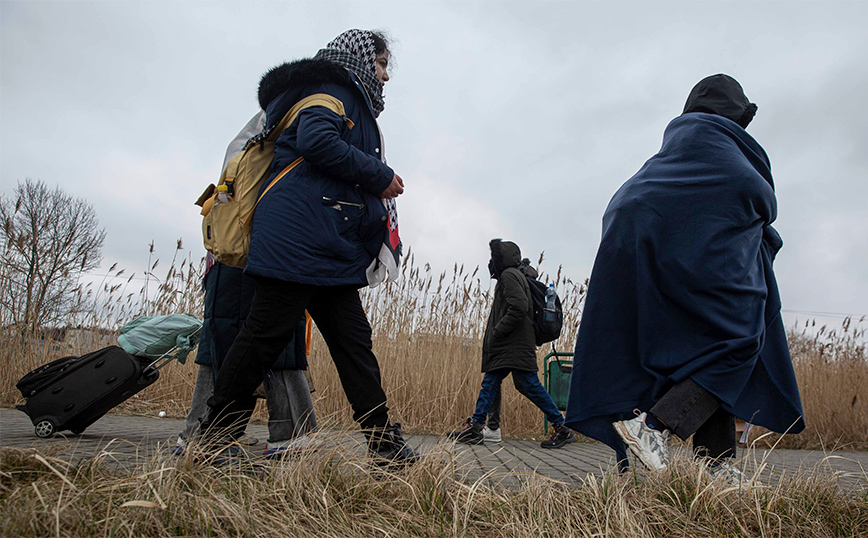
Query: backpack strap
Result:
<box><xmin>504</xmin><ymin>267</ymin><xmax>534</xmax><ymax>320</ymax></box>
<box><xmin>244</xmin><ymin>156</ymin><xmax>304</xmax><ymax>226</ymax></box>
<box><xmin>243</xmin><ymin>94</ymin><xmax>354</xmax><ymax>226</ymax></box>
<box><xmin>268</xmin><ymin>93</ymin><xmax>354</xmax><ymax>143</ymax></box>
<box><xmin>520</xmin><ymin>273</ymin><xmax>534</xmax><ymax>320</ymax></box>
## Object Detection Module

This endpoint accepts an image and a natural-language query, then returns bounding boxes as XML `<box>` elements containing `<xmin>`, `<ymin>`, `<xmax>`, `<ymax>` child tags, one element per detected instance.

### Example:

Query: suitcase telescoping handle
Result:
<box><xmin>144</xmin><ymin>326</ymin><xmax>203</xmax><ymax>374</ymax></box>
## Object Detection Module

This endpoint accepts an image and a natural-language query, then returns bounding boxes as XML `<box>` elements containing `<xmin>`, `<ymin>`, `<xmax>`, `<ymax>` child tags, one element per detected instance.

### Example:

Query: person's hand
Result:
<box><xmin>381</xmin><ymin>174</ymin><xmax>404</xmax><ymax>199</ymax></box>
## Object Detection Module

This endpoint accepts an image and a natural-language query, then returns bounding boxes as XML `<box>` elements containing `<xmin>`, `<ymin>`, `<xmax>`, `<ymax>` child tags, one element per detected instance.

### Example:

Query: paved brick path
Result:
<box><xmin>3</xmin><ymin>408</ymin><xmax>866</xmax><ymax>490</ymax></box>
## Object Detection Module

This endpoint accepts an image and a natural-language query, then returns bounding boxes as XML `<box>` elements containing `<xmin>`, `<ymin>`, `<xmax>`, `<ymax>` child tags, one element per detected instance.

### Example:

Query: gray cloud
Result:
<box><xmin>2</xmin><ymin>0</ymin><xmax>866</xmax><ymax>326</ymax></box>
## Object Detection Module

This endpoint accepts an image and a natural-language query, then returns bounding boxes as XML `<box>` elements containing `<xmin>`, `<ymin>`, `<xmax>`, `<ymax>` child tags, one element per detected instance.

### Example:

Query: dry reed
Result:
<box><xmin>749</xmin><ymin>317</ymin><xmax>868</xmax><ymax>450</ymax></box>
<box><xmin>1</xmin><ymin>244</ymin><xmax>866</xmax><ymax>449</ymax></box>
<box><xmin>1</xmin><ymin>440</ymin><xmax>866</xmax><ymax>538</ymax></box>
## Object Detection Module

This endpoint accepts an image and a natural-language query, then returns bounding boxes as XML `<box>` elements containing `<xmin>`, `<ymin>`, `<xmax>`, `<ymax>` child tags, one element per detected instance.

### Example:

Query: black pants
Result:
<box><xmin>649</xmin><ymin>378</ymin><xmax>736</xmax><ymax>460</ymax></box>
<box><xmin>205</xmin><ymin>277</ymin><xmax>389</xmax><ymax>433</ymax></box>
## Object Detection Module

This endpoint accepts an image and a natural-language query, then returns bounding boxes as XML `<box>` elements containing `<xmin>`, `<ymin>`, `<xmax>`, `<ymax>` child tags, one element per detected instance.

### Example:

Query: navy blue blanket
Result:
<box><xmin>565</xmin><ymin>113</ymin><xmax>804</xmax><ymax>458</ymax></box>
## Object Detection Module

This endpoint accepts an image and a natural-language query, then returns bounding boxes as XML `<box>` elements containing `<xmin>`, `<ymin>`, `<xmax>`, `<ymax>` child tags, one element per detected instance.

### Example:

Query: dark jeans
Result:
<box><xmin>649</xmin><ymin>378</ymin><xmax>736</xmax><ymax>460</ymax></box>
<box><xmin>486</xmin><ymin>385</ymin><xmax>502</xmax><ymax>430</ymax></box>
<box><xmin>205</xmin><ymin>277</ymin><xmax>389</xmax><ymax>434</ymax></box>
<box><xmin>472</xmin><ymin>369</ymin><xmax>564</xmax><ymax>426</ymax></box>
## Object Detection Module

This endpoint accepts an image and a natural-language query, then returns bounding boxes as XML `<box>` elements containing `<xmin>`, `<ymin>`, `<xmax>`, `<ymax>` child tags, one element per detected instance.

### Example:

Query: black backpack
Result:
<box><xmin>525</xmin><ymin>276</ymin><xmax>563</xmax><ymax>346</ymax></box>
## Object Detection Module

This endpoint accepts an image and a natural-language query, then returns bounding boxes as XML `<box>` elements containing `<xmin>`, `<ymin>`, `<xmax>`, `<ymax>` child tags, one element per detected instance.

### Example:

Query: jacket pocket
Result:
<box><xmin>321</xmin><ymin>196</ymin><xmax>365</xmax><ymax>239</ymax></box>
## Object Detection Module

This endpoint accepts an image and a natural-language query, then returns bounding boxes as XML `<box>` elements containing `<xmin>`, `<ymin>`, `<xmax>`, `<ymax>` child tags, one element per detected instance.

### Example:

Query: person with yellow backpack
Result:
<box><xmin>197</xmin><ymin>29</ymin><xmax>416</xmax><ymax>466</ymax></box>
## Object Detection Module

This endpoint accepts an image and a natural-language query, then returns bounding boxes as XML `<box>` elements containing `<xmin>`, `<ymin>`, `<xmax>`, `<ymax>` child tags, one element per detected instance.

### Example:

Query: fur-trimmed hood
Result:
<box><xmin>257</xmin><ymin>58</ymin><xmax>354</xmax><ymax>110</ymax></box>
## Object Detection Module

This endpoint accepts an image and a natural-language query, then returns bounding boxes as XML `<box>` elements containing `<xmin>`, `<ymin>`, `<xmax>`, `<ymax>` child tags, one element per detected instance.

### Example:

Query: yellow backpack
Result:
<box><xmin>196</xmin><ymin>94</ymin><xmax>354</xmax><ymax>268</ymax></box>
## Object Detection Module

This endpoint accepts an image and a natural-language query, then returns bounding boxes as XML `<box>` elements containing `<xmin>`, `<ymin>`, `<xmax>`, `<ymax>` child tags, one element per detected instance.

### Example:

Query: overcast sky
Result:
<box><xmin>2</xmin><ymin>1</ymin><xmax>866</xmax><ymax>330</ymax></box>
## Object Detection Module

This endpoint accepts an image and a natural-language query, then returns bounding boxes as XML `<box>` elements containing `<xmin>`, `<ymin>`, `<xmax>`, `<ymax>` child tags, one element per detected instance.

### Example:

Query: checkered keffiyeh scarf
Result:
<box><xmin>314</xmin><ymin>29</ymin><xmax>385</xmax><ymax>117</ymax></box>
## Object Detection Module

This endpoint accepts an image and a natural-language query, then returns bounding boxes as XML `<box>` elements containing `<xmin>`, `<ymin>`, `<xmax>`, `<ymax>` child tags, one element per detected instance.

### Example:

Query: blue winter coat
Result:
<box><xmin>564</xmin><ymin>113</ymin><xmax>804</xmax><ymax>456</ymax></box>
<box><xmin>244</xmin><ymin>59</ymin><xmax>393</xmax><ymax>286</ymax></box>
<box><xmin>195</xmin><ymin>261</ymin><xmax>306</xmax><ymax>371</ymax></box>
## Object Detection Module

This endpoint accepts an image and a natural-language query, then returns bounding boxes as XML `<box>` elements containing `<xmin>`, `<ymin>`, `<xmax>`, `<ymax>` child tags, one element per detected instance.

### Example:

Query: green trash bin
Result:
<box><xmin>543</xmin><ymin>351</ymin><xmax>573</xmax><ymax>433</ymax></box>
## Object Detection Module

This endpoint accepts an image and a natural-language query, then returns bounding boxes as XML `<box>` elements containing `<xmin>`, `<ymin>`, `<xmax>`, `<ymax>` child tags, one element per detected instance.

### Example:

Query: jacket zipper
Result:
<box><xmin>322</xmin><ymin>196</ymin><xmax>364</xmax><ymax>210</ymax></box>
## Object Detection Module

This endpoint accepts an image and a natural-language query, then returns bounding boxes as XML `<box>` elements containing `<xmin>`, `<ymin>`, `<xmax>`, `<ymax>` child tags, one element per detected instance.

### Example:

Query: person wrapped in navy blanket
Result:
<box><xmin>564</xmin><ymin>74</ymin><xmax>804</xmax><ymax>477</ymax></box>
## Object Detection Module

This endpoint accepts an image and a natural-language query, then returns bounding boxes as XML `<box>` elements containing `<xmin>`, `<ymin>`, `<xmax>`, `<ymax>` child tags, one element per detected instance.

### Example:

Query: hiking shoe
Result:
<box><xmin>482</xmin><ymin>426</ymin><xmax>502</xmax><ymax>443</ymax></box>
<box><xmin>365</xmin><ymin>423</ymin><xmax>420</xmax><ymax>468</ymax></box>
<box><xmin>447</xmin><ymin>418</ymin><xmax>484</xmax><ymax>445</ymax></box>
<box><xmin>707</xmin><ymin>459</ymin><xmax>744</xmax><ymax>486</ymax></box>
<box><xmin>264</xmin><ymin>433</ymin><xmax>323</xmax><ymax>458</ymax></box>
<box><xmin>540</xmin><ymin>423</ymin><xmax>576</xmax><ymax>449</ymax></box>
<box><xmin>613</xmin><ymin>411</ymin><xmax>670</xmax><ymax>470</ymax></box>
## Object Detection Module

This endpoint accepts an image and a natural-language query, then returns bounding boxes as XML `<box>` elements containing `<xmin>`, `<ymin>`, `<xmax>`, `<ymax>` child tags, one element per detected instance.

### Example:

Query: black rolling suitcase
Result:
<box><xmin>16</xmin><ymin>345</ymin><xmax>163</xmax><ymax>437</ymax></box>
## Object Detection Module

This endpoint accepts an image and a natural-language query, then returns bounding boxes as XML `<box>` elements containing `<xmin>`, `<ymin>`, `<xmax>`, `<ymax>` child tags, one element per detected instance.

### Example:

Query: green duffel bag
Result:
<box><xmin>117</xmin><ymin>314</ymin><xmax>202</xmax><ymax>364</ymax></box>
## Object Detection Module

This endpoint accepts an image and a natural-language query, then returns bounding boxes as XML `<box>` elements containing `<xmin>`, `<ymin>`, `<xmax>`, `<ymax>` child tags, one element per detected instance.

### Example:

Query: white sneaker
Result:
<box><xmin>482</xmin><ymin>426</ymin><xmax>502</xmax><ymax>442</ymax></box>
<box><xmin>707</xmin><ymin>460</ymin><xmax>744</xmax><ymax>486</ymax></box>
<box><xmin>264</xmin><ymin>433</ymin><xmax>323</xmax><ymax>457</ymax></box>
<box><xmin>613</xmin><ymin>411</ymin><xmax>670</xmax><ymax>470</ymax></box>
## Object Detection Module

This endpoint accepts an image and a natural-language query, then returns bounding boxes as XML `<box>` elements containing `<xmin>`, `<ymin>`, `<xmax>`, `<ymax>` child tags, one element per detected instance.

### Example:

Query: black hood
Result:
<box><xmin>257</xmin><ymin>58</ymin><xmax>353</xmax><ymax>111</ymax></box>
<box><xmin>489</xmin><ymin>239</ymin><xmax>522</xmax><ymax>279</ymax></box>
<box><xmin>682</xmin><ymin>74</ymin><xmax>757</xmax><ymax>129</ymax></box>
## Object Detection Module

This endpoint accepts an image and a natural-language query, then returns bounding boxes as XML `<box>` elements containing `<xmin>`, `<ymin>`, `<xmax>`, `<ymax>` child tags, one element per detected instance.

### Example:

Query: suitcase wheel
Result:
<box><xmin>34</xmin><ymin>419</ymin><xmax>57</xmax><ymax>438</ymax></box>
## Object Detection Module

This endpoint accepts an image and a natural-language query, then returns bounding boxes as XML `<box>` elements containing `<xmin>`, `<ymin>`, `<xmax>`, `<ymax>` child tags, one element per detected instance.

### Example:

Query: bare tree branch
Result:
<box><xmin>0</xmin><ymin>179</ymin><xmax>105</xmax><ymax>333</ymax></box>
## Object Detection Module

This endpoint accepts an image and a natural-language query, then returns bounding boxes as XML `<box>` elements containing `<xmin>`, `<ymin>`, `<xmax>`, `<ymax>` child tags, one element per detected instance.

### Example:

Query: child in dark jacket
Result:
<box><xmin>450</xmin><ymin>239</ymin><xmax>576</xmax><ymax>449</ymax></box>
<box><xmin>481</xmin><ymin>258</ymin><xmax>537</xmax><ymax>443</ymax></box>
<box><xmin>175</xmin><ymin>258</ymin><xmax>318</xmax><ymax>457</ymax></box>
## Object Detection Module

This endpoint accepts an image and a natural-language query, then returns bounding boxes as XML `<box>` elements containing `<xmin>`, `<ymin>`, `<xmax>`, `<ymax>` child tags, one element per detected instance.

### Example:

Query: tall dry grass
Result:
<box><xmin>307</xmin><ymin>248</ymin><xmax>587</xmax><ymax>438</ymax></box>
<box><xmin>750</xmin><ymin>317</ymin><xmax>868</xmax><ymax>450</ymax></box>
<box><xmin>1</xmin><ymin>441</ymin><xmax>866</xmax><ymax>538</ymax></box>
<box><xmin>1</xmin><ymin>244</ymin><xmax>866</xmax><ymax>449</ymax></box>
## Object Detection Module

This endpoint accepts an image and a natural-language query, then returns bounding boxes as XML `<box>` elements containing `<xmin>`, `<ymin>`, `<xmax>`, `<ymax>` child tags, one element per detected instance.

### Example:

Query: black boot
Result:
<box><xmin>365</xmin><ymin>423</ymin><xmax>420</xmax><ymax>468</ymax></box>
<box><xmin>447</xmin><ymin>418</ymin><xmax>484</xmax><ymax>445</ymax></box>
<box><xmin>540</xmin><ymin>423</ymin><xmax>576</xmax><ymax>449</ymax></box>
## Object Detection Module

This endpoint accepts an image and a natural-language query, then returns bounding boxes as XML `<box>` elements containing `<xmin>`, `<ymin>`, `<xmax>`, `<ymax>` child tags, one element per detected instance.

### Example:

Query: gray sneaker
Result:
<box><xmin>482</xmin><ymin>426</ymin><xmax>502</xmax><ymax>442</ymax></box>
<box><xmin>613</xmin><ymin>411</ymin><xmax>670</xmax><ymax>470</ymax></box>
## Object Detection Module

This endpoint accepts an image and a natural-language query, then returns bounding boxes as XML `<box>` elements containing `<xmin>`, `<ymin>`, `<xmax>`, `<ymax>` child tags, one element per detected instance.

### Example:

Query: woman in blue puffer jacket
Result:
<box><xmin>203</xmin><ymin>29</ymin><xmax>417</xmax><ymax>466</ymax></box>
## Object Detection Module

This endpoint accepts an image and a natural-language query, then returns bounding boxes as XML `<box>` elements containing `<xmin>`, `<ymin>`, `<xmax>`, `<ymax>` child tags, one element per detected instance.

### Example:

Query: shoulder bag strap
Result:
<box><xmin>244</xmin><ymin>93</ymin><xmax>354</xmax><ymax>226</ymax></box>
